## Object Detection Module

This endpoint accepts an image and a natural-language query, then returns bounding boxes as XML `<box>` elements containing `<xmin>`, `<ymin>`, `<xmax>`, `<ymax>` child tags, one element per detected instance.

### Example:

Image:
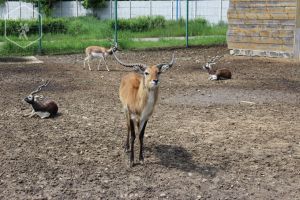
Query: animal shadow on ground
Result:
<box><xmin>153</xmin><ymin>145</ymin><xmax>218</xmax><ymax>177</ymax></box>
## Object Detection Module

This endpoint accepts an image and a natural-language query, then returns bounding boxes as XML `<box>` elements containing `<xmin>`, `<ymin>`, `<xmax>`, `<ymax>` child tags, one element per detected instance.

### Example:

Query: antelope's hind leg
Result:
<box><xmin>36</xmin><ymin>111</ymin><xmax>51</xmax><ymax>119</ymax></box>
<box><xmin>97</xmin><ymin>58</ymin><xmax>102</xmax><ymax>71</ymax></box>
<box><xmin>103</xmin><ymin>57</ymin><xmax>110</xmax><ymax>71</ymax></box>
<box><xmin>124</xmin><ymin>110</ymin><xmax>130</xmax><ymax>153</ymax></box>
<box><xmin>139</xmin><ymin>120</ymin><xmax>148</xmax><ymax>164</ymax></box>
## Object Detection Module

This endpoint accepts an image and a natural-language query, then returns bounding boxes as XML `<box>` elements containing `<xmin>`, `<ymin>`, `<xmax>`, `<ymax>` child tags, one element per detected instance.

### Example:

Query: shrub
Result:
<box><xmin>111</xmin><ymin>16</ymin><xmax>166</xmax><ymax>32</ymax></box>
<box><xmin>67</xmin><ymin>20</ymin><xmax>88</xmax><ymax>35</ymax></box>
<box><xmin>0</xmin><ymin>18</ymin><xmax>68</xmax><ymax>36</ymax></box>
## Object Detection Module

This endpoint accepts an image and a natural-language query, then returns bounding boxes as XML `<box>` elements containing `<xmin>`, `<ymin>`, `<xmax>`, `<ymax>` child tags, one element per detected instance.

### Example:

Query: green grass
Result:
<box><xmin>0</xmin><ymin>16</ymin><xmax>227</xmax><ymax>56</ymax></box>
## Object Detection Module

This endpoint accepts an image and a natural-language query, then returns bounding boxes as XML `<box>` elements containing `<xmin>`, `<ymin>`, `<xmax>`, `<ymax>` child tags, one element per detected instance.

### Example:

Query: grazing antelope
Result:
<box><xmin>24</xmin><ymin>80</ymin><xmax>58</xmax><ymax>119</ymax></box>
<box><xmin>83</xmin><ymin>44</ymin><xmax>118</xmax><ymax>71</ymax></box>
<box><xmin>114</xmin><ymin>52</ymin><xmax>175</xmax><ymax>167</ymax></box>
<box><xmin>203</xmin><ymin>55</ymin><xmax>232</xmax><ymax>80</ymax></box>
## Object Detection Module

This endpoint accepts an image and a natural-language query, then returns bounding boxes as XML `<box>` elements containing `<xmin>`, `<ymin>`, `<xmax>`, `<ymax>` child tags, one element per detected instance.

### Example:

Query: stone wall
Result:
<box><xmin>227</xmin><ymin>0</ymin><xmax>298</xmax><ymax>59</ymax></box>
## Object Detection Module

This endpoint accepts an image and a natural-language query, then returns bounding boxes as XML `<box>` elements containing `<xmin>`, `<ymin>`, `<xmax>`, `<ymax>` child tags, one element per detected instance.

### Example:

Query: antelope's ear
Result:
<box><xmin>133</xmin><ymin>65</ymin><xmax>145</xmax><ymax>74</ymax></box>
<box><xmin>157</xmin><ymin>64</ymin><xmax>171</xmax><ymax>73</ymax></box>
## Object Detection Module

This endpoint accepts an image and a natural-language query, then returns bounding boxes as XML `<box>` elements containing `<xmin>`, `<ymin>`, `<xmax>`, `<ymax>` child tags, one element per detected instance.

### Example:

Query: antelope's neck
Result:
<box><xmin>138</xmin><ymin>81</ymin><xmax>159</xmax><ymax>120</ymax></box>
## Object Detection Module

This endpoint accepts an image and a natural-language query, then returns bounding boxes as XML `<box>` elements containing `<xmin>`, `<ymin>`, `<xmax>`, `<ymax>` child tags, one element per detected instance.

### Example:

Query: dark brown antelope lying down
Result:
<box><xmin>203</xmin><ymin>55</ymin><xmax>232</xmax><ymax>80</ymax></box>
<box><xmin>24</xmin><ymin>80</ymin><xmax>58</xmax><ymax>119</ymax></box>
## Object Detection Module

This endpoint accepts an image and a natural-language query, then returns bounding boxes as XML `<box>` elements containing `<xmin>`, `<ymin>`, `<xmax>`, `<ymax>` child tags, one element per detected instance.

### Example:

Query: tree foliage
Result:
<box><xmin>82</xmin><ymin>0</ymin><xmax>106</xmax><ymax>9</ymax></box>
<box><xmin>25</xmin><ymin>0</ymin><xmax>59</xmax><ymax>16</ymax></box>
<box><xmin>0</xmin><ymin>0</ymin><xmax>6</xmax><ymax>5</ymax></box>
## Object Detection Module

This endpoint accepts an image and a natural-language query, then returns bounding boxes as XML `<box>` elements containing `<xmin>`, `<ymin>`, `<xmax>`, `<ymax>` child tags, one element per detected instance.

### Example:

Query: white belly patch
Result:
<box><xmin>91</xmin><ymin>52</ymin><xmax>103</xmax><ymax>58</ymax></box>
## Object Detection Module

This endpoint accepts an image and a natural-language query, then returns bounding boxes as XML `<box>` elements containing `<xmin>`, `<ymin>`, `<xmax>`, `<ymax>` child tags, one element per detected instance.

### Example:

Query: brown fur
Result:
<box><xmin>116</xmin><ymin>53</ymin><xmax>175</xmax><ymax>167</ymax></box>
<box><xmin>85</xmin><ymin>46</ymin><xmax>114</xmax><ymax>55</ymax></box>
<box><xmin>84</xmin><ymin>46</ymin><xmax>116</xmax><ymax>71</ymax></box>
<box><xmin>119</xmin><ymin>66</ymin><xmax>160</xmax><ymax>117</ymax></box>
<box><xmin>214</xmin><ymin>68</ymin><xmax>232</xmax><ymax>79</ymax></box>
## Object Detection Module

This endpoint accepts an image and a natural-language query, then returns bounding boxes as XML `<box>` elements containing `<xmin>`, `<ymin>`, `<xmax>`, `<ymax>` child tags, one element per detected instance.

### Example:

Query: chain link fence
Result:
<box><xmin>0</xmin><ymin>0</ymin><xmax>229</xmax><ymax>56</ymax></box>
<box><xmin>1</xmin><ymin>0</ymin><xmax>229</xmax><ymax>23</ymax></box>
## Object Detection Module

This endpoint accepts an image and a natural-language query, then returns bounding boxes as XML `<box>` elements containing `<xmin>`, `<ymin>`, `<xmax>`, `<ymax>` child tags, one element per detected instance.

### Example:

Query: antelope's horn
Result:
<box><xmin>30</xmin><ymin>80</ymin><xmax>50</xmax><ymax>95</ymax></box>
<box><xmin>113</xmin><ymin>52</ymin><xmax>147</xmax><ymax>70</ymax></box>
<box><xmin>157</xmin><ymin>53</ymin><xmax>176</xmax><ymax>69</ymax></box>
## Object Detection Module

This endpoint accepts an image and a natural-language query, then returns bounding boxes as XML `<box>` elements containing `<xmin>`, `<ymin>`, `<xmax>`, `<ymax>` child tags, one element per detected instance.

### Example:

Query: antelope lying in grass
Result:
<box><xmin>203</xmin><ymin>55</ymin><xmax>232</xmax><ymax>80</ymax></box>
<box><xmin>114</xmin><ymin>52</ymin><xmax>175</xmax><ymax>167</ymax></box>
<box><xmin>83</xmin><ymin>44</ymin><xmax>118</xmax><ymax>71</ymax></box>
<box><xmin>24</xmin><ymin>80</ymin><xmax>58</xmax><ymax>119</ymax></box>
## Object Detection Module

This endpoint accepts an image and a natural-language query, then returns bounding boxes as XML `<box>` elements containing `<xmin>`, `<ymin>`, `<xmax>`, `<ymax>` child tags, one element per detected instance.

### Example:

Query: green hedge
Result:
<box><xmin>111</xmin><ymin>16</ymin><xmax>166</xmax><ymax>32</ymax></box>
<box><xmin>0</xmin><ymin>18</ymin><xmax>68</xmax><ymax>36</ymax></box>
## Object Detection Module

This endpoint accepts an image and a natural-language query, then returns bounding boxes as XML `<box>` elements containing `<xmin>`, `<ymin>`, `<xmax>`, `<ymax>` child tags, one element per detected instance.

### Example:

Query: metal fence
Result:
<box><xmin>1</xmin><ymin>0</ymin><xmax>229</xmax><ymax>24</ymax></box>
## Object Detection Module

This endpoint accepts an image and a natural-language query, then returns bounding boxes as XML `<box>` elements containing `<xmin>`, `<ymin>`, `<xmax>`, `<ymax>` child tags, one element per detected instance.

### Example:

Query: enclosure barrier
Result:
<box><xmin>0</xmin><ymin>0</ymin><xmax>229</xmax><ymax>24</ymax></box>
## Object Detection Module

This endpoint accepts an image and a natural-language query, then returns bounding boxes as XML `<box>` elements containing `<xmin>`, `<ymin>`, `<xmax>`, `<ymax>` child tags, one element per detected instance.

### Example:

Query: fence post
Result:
<box><xmin>186</xmin><ymin>0</ymin><xmax>189</xmax><ymax>48</ymax></box>
<box><xmin>110</xmin><ymin>0</ymin><xmax>112</xmax><ymax>19</ymax></box>
<box><xmin>171</xmin><ymin>0</ymin><xmax>173</xmax><ymax>20</ymax></box>
<box><xmin>220</xmin><ymin>0</ymin><xmax>223</xmax><ymax>21</ymax></box>
<box><xmin>6</xmin><ymin>0</ymin><xmax>9</xmax><ymax>19</ymax></box>
<box><xmin>195</xmin><ymin>0</ymin><xmax>197</xmax><ymax>19</ymax></box>
<box><xmin>38</xmin><ymin>0</ymin><xmax>42</xmax><ymax>55</ymax></box>
<box><xmin>150</xmin><ymin>0</ymin><xmax>152</xmax><ymax>17</ymax></box>
<box><xmin>295</xmin><ymin>0</ymin><xmax>300</xmax><ymax>61</ymax></box>
<box><xmin>176</xmin><ymin>0</ymin><xmax>178</xmax><ymax>20</ymax></box>
<box><xmin>129</xmin><ymin>0</ymin><xmax>131</xmax><ymax>18</ymax></box>
<box><xmin>19</xmin><ymin>0</ymin><xmax>21</xmax><ymax>19</ymax></box>
<box><xmin>114</xmin><ymin>0</ymin><xmax>118</xmax><ymax>44</ymax></box>
<box><xmin>76</xmin><ymin>0</ymin><xmax>78</xmax><ymax>17</ymax></box>
<box><xmin>60</xmin><ymin>0</ymin><xmax>62</xmax><ymax>17</ymax></box>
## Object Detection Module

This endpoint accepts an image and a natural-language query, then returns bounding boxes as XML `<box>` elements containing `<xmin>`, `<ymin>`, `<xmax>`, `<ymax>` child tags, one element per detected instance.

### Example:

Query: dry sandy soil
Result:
<box><xmin>0</xmin><ymin>46</ymin><xmax>299</xmax><ymax>199</ymax></box>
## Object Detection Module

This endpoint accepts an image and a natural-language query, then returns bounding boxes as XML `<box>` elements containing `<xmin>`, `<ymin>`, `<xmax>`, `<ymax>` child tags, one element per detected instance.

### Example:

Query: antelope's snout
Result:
<box><xmin>152</xmin><ymin>79</ymin><xmax>159</xmax><ymax>85</ymax></box>
<box><xmin>24</xmin><ymin>96</ymin><xmax>31</xmax><ymax>103</ymax></box>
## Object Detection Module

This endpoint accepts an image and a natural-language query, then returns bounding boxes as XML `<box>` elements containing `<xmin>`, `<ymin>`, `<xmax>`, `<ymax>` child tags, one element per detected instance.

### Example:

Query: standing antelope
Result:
<box><xmin>24</xmin><ymin>80</ymin><xmax>58</xmax><ymax>119</ymax></box>
<box><xmin>83</xmin><ymin>45</ymin><xmax>118</xmax><ymax>71</ymax></box>
<box><xmin>114</xmin><ymin>52</ymin><xmax>175</xmax><ymax>167</ymax></box>
<box><xmin>203</xmin><ymin>55</ymin><xmax>232</xmax><ymax>80</ymax></box>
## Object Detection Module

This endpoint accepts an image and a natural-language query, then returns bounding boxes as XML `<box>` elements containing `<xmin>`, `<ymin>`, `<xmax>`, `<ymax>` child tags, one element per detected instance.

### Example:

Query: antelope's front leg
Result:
<box><xmin>103</xmin><ymin>57</ymin><xmax>110</xmax><ymax>71</ymax></box>
<box><xmin>139</xmin><ymin>120</ymin><xmax>148</xmax><ymax>164</ymax></box>
<box><xmin>27</xmin><ymin>110</ymin><xmax>36</xmax><ymax>118</ymax></box>
<box><xmin>23</xmin><ymin>110</ymin><xmax>35</xmax><ymax>117</ymax></box>
<box><xmin>129</xmin><ymin>119</ymin><xmax>136</xmax><ymax>167</ymax></box>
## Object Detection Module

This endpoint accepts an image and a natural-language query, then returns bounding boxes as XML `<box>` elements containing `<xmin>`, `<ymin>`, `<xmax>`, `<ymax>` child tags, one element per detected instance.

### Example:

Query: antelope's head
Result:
<box><xmin>108</xmin><ymin>43</ymin><xmax>119</xmax><ymax>55</ymax></box>
<box><xmin>24</xmin><ymin>80</ymin><xmax>49</xmax><ymax>104</ymax></box>
<box><xmin>114</xmin><ymin>52</ymin><xmax>175</xmax><ymax>89</ymax></box>
<box><xmin>202</xmin><ymin>55</ymin><xmax>223</xmax><ymax>70</ymax></box>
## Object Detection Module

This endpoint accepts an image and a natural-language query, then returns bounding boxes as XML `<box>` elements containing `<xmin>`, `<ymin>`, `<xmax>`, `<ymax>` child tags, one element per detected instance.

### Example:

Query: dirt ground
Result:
<box><xmin>0</xmin><ymin>46</ymin><xmax>299</xmax><ymax>200</ymax></box>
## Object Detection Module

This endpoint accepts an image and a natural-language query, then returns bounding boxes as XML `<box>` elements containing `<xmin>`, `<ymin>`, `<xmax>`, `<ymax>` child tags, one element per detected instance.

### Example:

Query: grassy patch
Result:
<box><xmin>0</xmin><ymin>16</ymin><xmax>227</xmax><ymax>56</ymax></box>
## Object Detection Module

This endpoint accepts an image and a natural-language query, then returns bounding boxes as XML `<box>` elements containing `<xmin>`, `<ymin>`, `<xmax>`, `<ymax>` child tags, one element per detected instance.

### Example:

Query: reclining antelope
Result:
<box><xmin>114</xmin><ymin>52</ymin><xmax>175</xmax><ymax>167</ymax></box>
<box><xmin>23</xmin><ymin>80</ymin><xmax>58</xmax><ymax>119</ymax></box>
<box><xmin>203</xmin><ymin>55</ymin><xmax>232</xmax><ymax>80</ymax></box>
<box><xmin>83</xmin><ymin>44</ymin><xmax>118</xmax><ymax>71</ymax></box>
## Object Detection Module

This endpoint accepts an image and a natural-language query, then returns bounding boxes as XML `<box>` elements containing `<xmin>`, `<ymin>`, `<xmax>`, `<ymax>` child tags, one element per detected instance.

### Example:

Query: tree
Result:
<box><xmin>82</xmin><ymin>0</ymin><xmax>106</xmax><ymax>9</ymax></box>
<box><xmin>0</xmin><ymin>0</ymin><xmax>6</xmax><ymax>5</ymax></box>
<box><xmin>26</xmin><ymin>0</ymin><xmax>59</xmax><ymax>16</ymax></box>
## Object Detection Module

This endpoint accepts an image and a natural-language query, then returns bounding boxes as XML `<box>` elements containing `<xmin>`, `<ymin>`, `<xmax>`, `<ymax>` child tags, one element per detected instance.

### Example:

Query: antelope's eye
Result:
<box><xmin>145</xmin><ymin>72</ymin><xmax>149</xmax><ymax>76</ymax></box>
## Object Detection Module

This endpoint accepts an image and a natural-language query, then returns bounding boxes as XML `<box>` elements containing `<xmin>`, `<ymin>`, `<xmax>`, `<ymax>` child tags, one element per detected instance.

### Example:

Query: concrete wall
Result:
<box><xmin>96</xmin><ymin>0</ymin><xmax>229</xmax><ymax>23</ymax></box>
<box><xmin>0</xmin><ymin>0</ymin><xmax>229</xmax><ymax>24</ymax></box>
<box><xmin>52</xmin><ymin>1</ymin><xmax>92</xmax><ymax>17</ymax></box>
<box><xmin>0</xmin><ymin>1</ymin><xmax>38</xmax><ymax>19</ymax></box>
